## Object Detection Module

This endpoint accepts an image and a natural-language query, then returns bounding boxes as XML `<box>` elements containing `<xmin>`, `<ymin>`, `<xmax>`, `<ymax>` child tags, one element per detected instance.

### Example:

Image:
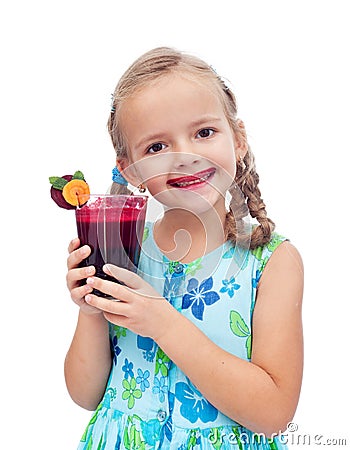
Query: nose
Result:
<box><xmin>172</xmin><ymin>146</ymin><xmax>201</xmax><ymax>169</ymax></box>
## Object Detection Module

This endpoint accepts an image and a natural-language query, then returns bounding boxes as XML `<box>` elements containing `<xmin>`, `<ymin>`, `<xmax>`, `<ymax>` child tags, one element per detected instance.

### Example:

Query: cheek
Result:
<box><xmin>138</xmin><ymin>163</ymin><xmax>170</xmax><ymax>201</ymax></box>
<box><xmin>217</xmin><ymin>143</ymin><xmax>236</xmax><ymax>180</ymax></box>
<box><xmin>128</xmin><ymin>157</ymin><xmax>167</xmax><ymax>186</ymax></box>
<box><xmin>145</xmin><ymin>175</ymin><xmax>168</xmax><ymax>194</ymax></box>
<box><xmin>146</xmin><ymin>178</ymin><xmax>175</xmax><ymax>208</ymax></box>
<box><xmin>215</xmin><ymin>169</ymin><xmax>235</xmax><ymax>196</ymax></box>
<box><xmin>127</xmin><ymin>155</ymin><xmax>177</xmax><ymax>205</ymax></box>
<box><xmin>227</xmin><ymin>161</ymin><xmax>237</xmax><ymax>180</ymax></box>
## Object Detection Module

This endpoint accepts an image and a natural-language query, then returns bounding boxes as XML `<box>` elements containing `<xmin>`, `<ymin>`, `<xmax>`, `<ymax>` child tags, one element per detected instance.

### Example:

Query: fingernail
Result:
<box><xmin>85</xmin><ymin>266</ymin><xmax>95</xmax><ymax>275</ymax></box>
<box><xmin>81</xmin><ymin>245</ymin><xmax>89</xmax><ymax>255</ymax></box>
<box><xmin>85</xmin><ymin>295</ymin><xmax>92</xmax><ymax>303</ymax></box>
<box><xmin>103</xmin><ymin>264</ymin><xmax>111</xmax><ymax>274</ymax></box>
<box><xmin>86</xmin><ymin>277</ymin><xmax>94</xmax><ymax>285</ymax></box>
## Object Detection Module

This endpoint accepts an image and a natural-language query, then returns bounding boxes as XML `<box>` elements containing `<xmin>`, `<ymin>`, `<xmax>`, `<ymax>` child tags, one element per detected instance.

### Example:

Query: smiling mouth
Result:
<box><xmin>167</xmin><ymin>168</ymin><xmax>216</xmax><ymax>188</ymax></box>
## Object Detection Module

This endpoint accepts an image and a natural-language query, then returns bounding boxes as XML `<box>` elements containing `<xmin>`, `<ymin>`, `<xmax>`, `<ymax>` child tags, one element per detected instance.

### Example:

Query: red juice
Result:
<box><xmin>75</xmin><ymin>195</ymin><xmax>147</xmax><ymax>297</ymax></box>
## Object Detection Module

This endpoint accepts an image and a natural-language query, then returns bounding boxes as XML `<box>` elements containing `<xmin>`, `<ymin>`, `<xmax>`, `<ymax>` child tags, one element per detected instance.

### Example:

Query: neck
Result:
<box><xmin>154</xmin><ymin>204</ymin><xmax>227</xmax><ymax>263</ymax></box>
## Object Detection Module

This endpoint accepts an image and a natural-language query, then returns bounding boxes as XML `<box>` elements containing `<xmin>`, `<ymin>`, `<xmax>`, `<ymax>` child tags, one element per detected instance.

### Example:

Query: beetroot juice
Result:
<box><xmin>75</xmin><ymin>195</ymin><xmax>147</xmax><ymax>297</ymax></box>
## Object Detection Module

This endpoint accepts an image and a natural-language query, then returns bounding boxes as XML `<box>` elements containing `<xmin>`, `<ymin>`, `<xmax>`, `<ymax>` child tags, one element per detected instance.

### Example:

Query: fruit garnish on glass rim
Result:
<box><xmin>49</xmin><ymin>170</ymin><xmax>90</xmax><ymax>209</ymax></box>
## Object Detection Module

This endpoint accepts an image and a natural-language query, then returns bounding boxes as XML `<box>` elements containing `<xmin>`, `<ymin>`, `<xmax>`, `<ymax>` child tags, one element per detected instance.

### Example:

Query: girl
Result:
<box><xmin>65</xmin><ymin>47</ymin><xmax>303</xmax><ymax>449</ymax></box>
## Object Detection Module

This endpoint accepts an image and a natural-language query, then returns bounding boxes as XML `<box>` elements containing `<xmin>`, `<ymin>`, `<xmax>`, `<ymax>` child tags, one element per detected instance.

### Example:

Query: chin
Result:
<box><xmin>172</xmin><ymin>195</ymin><xmax>223</xmax><ymax>217</ymax></box>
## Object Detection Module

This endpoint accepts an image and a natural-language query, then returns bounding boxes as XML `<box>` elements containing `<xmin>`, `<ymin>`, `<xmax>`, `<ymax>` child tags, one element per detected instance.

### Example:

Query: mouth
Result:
<box><xmin>166</xmin><ymin>167</ymin><xmax>216</xmax><ymax>189</ymax></box>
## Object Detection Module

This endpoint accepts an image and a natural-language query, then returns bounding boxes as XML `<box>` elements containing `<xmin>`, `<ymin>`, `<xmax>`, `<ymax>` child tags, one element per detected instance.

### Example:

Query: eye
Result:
<box><xmin>196</xmin><ymin>128</ymin><xmax>215</xmax><ymax>139</ymax></box>
<box><xmin>147</xmin><ymin>142</ymin><xmax>166</xmax><ymax>154</ymax></box>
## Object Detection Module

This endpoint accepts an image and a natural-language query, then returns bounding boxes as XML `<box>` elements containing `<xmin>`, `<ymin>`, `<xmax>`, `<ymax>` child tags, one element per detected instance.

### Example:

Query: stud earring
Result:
<box><xmin>138</xmin><ymin>184</ymin><xmax>146</xmax><ymax>193</ymax></box>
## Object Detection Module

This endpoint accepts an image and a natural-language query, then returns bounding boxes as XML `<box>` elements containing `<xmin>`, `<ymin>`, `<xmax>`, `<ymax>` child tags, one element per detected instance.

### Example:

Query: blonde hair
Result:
<box><xmin>108</xmin><ymin>47</ymin><xmax>275</xmax><ymax>249</ymax></box>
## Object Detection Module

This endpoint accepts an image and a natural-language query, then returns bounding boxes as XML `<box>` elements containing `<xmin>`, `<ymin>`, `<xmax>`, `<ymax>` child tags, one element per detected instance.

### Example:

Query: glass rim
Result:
<box><xmin>75</xmin><ymin>193</ymin><xmax>148</xmax><ymax>210</ymax></box>
<box><xmin>77</xmin><ymin>193</ymin><xmax>148</xmax><ymax>198</ymax></box>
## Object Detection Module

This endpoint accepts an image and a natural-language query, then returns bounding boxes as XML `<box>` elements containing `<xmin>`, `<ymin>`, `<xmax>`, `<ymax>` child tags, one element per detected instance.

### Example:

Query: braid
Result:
<box><xmin>225</xmin><ymin>178</ymin><xmax>251</xmax><ymax>249</ymax></box>
<box><xmin>225</xmin><ymin>148</ymin><xmax>275</xmax><ymax>249</ymax></box>
<box><xmin>109</xmin><ymin>181</ymin><xmax>132</xmax><ymax>196</ymax></box>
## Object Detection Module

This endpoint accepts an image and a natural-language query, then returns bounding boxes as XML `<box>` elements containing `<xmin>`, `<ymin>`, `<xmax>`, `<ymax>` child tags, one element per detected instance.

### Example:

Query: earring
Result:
<box><xmin>138</xmin><ymin>184</ymin><xmax>146</xmax><ymax>193</ymax></box>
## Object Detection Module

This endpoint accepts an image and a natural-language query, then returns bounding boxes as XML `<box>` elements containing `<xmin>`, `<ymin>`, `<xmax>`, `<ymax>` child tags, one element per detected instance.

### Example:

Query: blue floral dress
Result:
<box><xmin>78</xmin><ymin>222</ymin><xmax>289</xmax><ymax>449</ymax></box>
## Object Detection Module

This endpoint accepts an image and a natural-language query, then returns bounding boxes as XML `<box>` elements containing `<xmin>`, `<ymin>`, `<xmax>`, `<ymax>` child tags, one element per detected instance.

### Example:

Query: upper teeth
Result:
<box><xmin>175</xmin><ymin>172</ymin><xmax>212</xmax><ymax>187</ymax></box>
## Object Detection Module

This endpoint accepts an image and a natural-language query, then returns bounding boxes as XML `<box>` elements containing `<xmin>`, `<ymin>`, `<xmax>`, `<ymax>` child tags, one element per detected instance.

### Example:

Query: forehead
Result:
<box><xmin>128</xmin><ymin>72</ymin><xmax>222</xmax><ymax>110</ymax></box>
<box><xmin>119</xmin><ymin>73</ymin><xmax>225</xmax><ymax>138</ymax></box>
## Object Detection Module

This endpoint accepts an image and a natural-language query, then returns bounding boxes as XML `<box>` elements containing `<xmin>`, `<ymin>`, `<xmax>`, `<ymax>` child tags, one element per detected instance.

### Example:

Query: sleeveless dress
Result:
<box><xmin>77</xmin><ymin>222</ymin><xmax>289</xmax><ymax>450</ymax></box>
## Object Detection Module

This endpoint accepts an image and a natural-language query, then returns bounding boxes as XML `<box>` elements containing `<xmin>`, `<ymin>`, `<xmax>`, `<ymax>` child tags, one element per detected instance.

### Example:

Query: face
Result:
<box><xmin>119</xmin><ymin>73</ymin><xmax>244</xmax><ymax>217</ymax></box>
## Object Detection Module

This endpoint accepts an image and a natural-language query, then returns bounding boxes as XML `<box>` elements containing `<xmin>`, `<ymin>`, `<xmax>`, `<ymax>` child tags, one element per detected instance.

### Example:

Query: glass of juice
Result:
<box><xmin>75</xmin><ymin>194</ymin><xmax>148</xmax><ymax>298</ymax></box>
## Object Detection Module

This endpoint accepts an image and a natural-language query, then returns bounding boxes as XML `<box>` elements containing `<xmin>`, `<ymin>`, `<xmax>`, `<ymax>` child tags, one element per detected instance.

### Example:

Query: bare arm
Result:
<box><xmin>84</xmin><ymin>241</ymin><xmax>303</xmax><ymax>435</ymax></box>
<box><xmin>64</xmin><ymin>311</ymin><xmax>111</xmax><ymax>410</ymax></box>
<box><xmin>64</xmin><ymin>239</ymin><xmax>112</xmax><ymax>410</ymax></box>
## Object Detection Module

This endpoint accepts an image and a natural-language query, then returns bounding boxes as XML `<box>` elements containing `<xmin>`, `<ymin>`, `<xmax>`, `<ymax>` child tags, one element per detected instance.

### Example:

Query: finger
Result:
<box><xmin>86</xmin><ymin>276</ymin><xmax>135</xmax><ymax>302</ymax></box>
<box><xmin>85</xmin><ymin>292</ymin><xmax>130</xmax><ymax>315</ymax></box>
<box><xmin>103</xmin><ymin>264</ymin><xmax>144</xmax><ymax>289</ymax></box>
<box><xmin>70</xmin><ymin>283</ymin><xmax>94</xmax><ymax>303</ymax></box>
<box><xmin>66</xmin><ymin>265</ymin><xmax>96</xmax><ymax>289</ymax></box>
<box><xmin>68</xmin><ymin>237</ymin><xmax>80</xmax><ymax>254</ymax></box>
<box><xmin>67</xmin><ymin>245</ymin><xmax>91</xmax><ymax>270</ymax></box>
<box><xmin>71</xmin><ymin>290</ymin><xmax>102</xmax><ymax>316</ymax></box>
<box><xmin>103</xmin><ymin>265</ymin><xmax>162</xmax><ymax>300</ymax></box>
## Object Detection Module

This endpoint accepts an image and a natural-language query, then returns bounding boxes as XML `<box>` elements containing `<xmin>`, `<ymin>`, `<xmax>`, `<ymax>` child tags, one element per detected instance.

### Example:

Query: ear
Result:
<box><xmin>234</xmin><ymin>119</ymin><xmax>248</xmax><ymax>159</ymax></box>
<box><xmin>117</xmin><ymin>158</ymin><xmax>142</xmax><ymax>187</ymax></box>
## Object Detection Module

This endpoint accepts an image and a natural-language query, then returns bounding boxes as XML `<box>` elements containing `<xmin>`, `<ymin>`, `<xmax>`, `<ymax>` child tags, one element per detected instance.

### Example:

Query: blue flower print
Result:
<box><xmin>140</xmin><ymin>419</ymin><xmax>162</xmax><ymax>447</ymax></box>
<box><xmin>163</xmin><ymin>274</ymin><xmax>182</xmax><ymax>300</ymax></box>
<box><xmin>136</xmin><ymin>368</ymin><xmax>150</xmax><ymax>392</ymax></box>
<box><xmin>163</xmin><ymin>392</ymin><xmax>174</xmax><ymax>443</ymax></box>
<box><xmin>252</xmin><ymin>269</ymin><xmax>261</xmax><ymax>289</ymax></box>
<box><xmin>137</xmin><ymin>335</ymin><xmax>156</xmax><ymax>362</ymax></box>
<box><xmin>122</xmin><ymin>358</ymin><xmax>134</xmax><ymax>380</ymax></box>
<box><xmin>152</xmin><ymin>376</ymin><xmax>168</xmax><ymax>403</ymax></box>
<box><xmin>111</xmin><ymin>336</ymin><xmax>122</xmax><ymax>365</ymax></box>
<box><xmin>175</xmin><ymin>379</ymin><xmax>218</xmax><ymax>423</ymax></box>
<box><xmin>182</xmin><ymin>277</ymin><xmax>220</xmax><ymax>320</ymax></box>
<box><xmin>220</xmin><ymin>276</ymin><xmax>241</xmax><ymax>298</ymax></box>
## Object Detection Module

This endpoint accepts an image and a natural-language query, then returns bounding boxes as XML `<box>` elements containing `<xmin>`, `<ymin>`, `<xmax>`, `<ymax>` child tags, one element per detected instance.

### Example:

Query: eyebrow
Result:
<box><xmin>134</xmin><ymin>116</ymin><xmax>222</xmax><ymax>150</ymax></box>
<box><xmin>189</xmin><ymin>116</ymin><xmax>222</xmax><ymax>128</ymax></box>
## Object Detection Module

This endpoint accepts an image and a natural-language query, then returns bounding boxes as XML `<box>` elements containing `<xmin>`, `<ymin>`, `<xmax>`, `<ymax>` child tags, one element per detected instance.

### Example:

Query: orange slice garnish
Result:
<box><xmin>62</xmin><ymin>179</ymin><xmax>90</xmax><ymax>206</ymax></box>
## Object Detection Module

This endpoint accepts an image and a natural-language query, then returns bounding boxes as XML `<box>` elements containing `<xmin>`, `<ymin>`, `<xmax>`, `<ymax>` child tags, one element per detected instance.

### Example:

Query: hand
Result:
<box><xmin>84</xmin><ymin>264</ymin><xmax>178</xmax><ymax>340</ymax></box>
<box><xmin>66</xmin><ymin>238</ymin><xmax>100</xmax><ymax>315</ymax></box>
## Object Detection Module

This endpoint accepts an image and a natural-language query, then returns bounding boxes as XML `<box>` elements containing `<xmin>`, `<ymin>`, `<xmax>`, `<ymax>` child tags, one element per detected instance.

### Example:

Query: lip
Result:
<box><xmin>167</xmin><ymin>167</ymin><xmax>216</xmax><ymax>189</ymax></box>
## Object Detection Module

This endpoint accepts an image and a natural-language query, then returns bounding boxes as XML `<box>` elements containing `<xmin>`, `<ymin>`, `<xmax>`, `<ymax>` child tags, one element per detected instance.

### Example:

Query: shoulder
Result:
<box><xmin>251</xmin><ymin>232</ymin><xmax>288</xmax><ymax>267</ymax></box>
<box><xmin>259</xmin><ymin>240</ymin><xmax>303</xmax><ymax>289</ymax></box>
<box><xmin>249</xmin><ymin>230</ymin><xmax>304</xmax><ymax>318</ymax></box>
<box><xmin>255</xmin><ymin>239</ymin><xmax>304</xmax><ymax>314</ymax></box>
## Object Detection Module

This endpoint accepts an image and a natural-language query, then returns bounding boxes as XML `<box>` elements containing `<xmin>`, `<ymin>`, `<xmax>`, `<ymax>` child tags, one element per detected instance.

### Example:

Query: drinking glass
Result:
<box><xmin>75</xmin><ymin>194</ymin><xmax>148</xmax><ymax>298</ymax></box>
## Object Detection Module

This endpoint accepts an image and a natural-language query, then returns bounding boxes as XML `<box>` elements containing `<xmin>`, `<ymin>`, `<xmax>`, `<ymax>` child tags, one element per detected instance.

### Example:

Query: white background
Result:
<box><xmin>1</xmin><ymin>1</ymin><xmax>349</xmax><ymax>448</ymax></box>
